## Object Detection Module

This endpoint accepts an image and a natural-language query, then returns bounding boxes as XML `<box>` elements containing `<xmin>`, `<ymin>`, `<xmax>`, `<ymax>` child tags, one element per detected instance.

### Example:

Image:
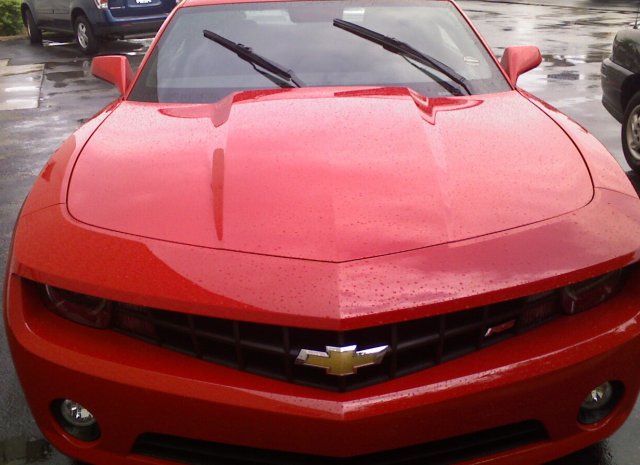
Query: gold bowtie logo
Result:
<box><xmin>295</xmin><ymin>345</ymin><xmax>389</xmax><ymax>376</ymax></box>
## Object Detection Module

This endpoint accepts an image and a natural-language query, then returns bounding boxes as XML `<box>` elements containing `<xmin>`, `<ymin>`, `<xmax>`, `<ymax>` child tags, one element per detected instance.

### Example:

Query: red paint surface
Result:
<box><xmin>4</xmin><ymin>1</ymin><xmax>640</xmax><ymax>464</ymax></box>
<box><xmin>6</xmin><ymin>271</ymin><xmax>640</xmax><ymax>464</ymax></box>
<box><xmin>67</xmin><ymin>91</ymin><xmax>592</xmax><ymax>262</ymax></box>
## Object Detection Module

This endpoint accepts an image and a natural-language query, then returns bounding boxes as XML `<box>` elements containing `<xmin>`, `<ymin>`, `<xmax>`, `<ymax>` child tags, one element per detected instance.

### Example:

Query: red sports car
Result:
<box><xmin>4</xmin><ymin>1</ymin><xmax>640</xmax><ymax>464</ymax></box>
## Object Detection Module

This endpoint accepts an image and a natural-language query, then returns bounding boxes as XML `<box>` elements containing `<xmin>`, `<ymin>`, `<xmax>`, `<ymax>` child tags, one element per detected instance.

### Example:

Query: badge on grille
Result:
<box><xmin>295</xmin><ymin>345</ymin><xmax>389</xmax><ymax>376</ymax></box>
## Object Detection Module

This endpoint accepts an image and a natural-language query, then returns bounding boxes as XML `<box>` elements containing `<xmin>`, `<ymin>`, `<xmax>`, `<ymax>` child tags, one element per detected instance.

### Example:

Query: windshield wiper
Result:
<box><xmin>203</xmin><ymin>29</ymin><xmax>304</xmax><ymax>88</ymax></box>
<box><xmin>332</xmin><ymin>18</ymin><xmax>471</xmax><ymax>95</ymax></box>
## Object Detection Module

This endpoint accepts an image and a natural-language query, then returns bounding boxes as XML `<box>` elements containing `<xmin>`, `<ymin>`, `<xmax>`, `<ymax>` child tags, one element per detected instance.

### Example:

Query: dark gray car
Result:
<box><xmin>21</xmin><ymin>0</ymin><xmax>176</xmax><ymax>54</ymax></box>
<box><xmin>602</xmin><ymin>27</ymin><xmax>640</xmax><ymax>174</ymax></box>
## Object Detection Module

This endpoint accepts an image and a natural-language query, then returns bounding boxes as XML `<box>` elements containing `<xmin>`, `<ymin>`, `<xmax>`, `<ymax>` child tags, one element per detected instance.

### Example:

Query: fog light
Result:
<box><xmin>60</xmin><ymin>400</ymin><xmax>96</xmax><ymax>427</ymax></box>
<box><xmin>52</xmin><ymin>399</ymin><xmax>101</xmax><ymax>441</ymax></box>
<box><xmin>578</xmin><ymin>381</ymin><xmax>623</xmax><ymax>425</ymax></box>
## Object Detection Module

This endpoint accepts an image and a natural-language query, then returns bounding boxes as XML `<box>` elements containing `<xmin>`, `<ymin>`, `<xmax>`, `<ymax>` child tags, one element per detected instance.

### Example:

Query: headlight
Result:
<box><xmin>39</xmin><ymin>266</ymin><xmax>630</xmax><ymax>330</ymax></box>
<box><xmin>561</xmin><ymin>269</ymin><xmax>625</xmax><ymax>315</ymax></box>
<box><xmin>44</xmin><ymin>285</ymin><xmax>112</xmax><ymax>328</ymax></box>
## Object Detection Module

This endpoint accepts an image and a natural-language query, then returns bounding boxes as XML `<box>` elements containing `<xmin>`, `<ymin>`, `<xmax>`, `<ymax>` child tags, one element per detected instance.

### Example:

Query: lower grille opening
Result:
<box><xmin>132</xmin><ymin>420</ymin><xmax>548</xmax><ymax>465</ymax></box>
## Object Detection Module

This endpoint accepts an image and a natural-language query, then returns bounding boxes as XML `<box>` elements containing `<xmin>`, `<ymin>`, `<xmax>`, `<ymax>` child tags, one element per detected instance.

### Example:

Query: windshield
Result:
<box><xmin>129</xmin><ymin>0</ymin><xmax>510</xmax><ymax>103</ymax></box>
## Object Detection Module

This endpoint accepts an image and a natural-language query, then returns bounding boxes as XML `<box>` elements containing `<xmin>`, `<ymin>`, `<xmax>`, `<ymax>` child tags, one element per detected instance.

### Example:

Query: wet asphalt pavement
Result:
<box><xmin>1</xmin><ymin>0</ymin><xmax>640</xmax><ymax>464</ymax></box>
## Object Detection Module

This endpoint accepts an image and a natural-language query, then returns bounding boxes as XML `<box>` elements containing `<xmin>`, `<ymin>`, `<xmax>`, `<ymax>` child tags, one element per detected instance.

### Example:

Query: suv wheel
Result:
<box><xmin>74</xmin><ymin>15</ymin><xmax>100</xmax><ymax>54</ymax></box>
<box><xmin>24</xmin><ymin>9</ymin><xmax>42</xmax><ymax>44</ymax></box>
<box><xmin>623</xmin><ymin>91</ymin><xmax>640</xmax><ymax>174</ymax></box>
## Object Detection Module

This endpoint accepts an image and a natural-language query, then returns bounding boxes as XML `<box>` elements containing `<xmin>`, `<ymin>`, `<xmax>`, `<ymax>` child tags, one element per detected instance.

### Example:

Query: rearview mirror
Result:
<box><xmin>500</xmin><ymin>46</ymin><xmax>542</xmax><ymax>86</ymax></box>
<box><xmin>91</xmin><ymin>55</ymin><xmax>133</xmax><ymax>96</ymax></box>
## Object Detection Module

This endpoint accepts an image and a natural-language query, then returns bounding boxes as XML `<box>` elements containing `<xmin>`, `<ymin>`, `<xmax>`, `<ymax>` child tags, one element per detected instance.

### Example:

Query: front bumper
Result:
<box><xmin>5</xmin><ymin>186</ymin><xmax>640</xmax><ymax>465</ymax></box>
<box><xmin>6</xmin><ymin>266</ymin><xmax>640</xmax><ymax>465</ymax></box>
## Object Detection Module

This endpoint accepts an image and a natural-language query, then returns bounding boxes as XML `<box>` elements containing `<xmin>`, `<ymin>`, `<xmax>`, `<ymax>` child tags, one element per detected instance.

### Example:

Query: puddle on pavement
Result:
<box><xmin>0</xmin><ymin>437</ymin><xmax>50</xmax><ymax>465</ymax></box>
<box><xmin>548</xmin><ymin>71</ymin><xmax>581</xmax><ymax>80</ymax></box>
<box><xmin>45</xmin><ymin>71</ymin><xmax>91</xmax><ymax>89</ymax></box>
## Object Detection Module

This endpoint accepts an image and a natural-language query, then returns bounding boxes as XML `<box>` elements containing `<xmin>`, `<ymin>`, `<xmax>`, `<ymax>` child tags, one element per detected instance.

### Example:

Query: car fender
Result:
<box><xmin>20</xmin><ymin>101</ymin><xmax>119</xmax><ymax>218</ymax></box>
<box><xmin>69</xmin><ymin>1</ymin><xmax>101</xmax><ymax>28</ymax></box>
<box><xmin>522</xmin><ymin>89</ymin><xmax>638</xmax><ymax>199</ymax></box>
<box><xmin>610</xmin><ymin>29</ymin><xmax>640</xmax><ymax>113</ymax></box>
<box><xmin>612</xmin><ymin>29</ymin><xmax>640</xmax><ymax>75</ymax></box>
<box><xmin>20</xmin><ymin>0</ymin><xmax>38</xmax><ymax>24</ymax></box>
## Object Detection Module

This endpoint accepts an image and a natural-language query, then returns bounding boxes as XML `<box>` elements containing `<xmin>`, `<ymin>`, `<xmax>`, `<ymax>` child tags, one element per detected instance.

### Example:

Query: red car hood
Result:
<box><xmin>68</xmin><ymin>88</ymin><xmax>593</xmax><ymax>262</ymax></box>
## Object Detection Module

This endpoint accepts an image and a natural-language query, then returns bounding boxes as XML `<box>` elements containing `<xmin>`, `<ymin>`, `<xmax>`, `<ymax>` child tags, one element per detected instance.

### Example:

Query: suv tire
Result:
<box><xmin>25</xmin><ymin>9</ymin><xmax>42</xmax><ymax>44</ymax></box>
<box><xmin>75</xmin><ymin>15</ymin><xmax>100</xmax><ymax>54</ymax></box>
<box><xmin>622</xmin><ymin>90</ymin><xmax>640</xmax><ymax>174</ymax></box>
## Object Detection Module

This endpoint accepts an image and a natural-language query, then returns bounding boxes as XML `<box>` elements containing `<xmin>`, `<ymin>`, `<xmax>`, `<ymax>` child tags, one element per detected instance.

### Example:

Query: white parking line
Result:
<box><xmin>0</xmin><ymin>59</ymin><xmax>44</xmax><ymax>111</ymax></box>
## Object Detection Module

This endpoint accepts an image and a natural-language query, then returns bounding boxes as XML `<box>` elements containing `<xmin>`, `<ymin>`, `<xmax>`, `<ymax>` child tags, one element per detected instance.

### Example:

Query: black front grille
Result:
<box><xmin>132</xmin><ymin>421</ymin><xmax>548</xmax><ymax>465</ymax></box>
<box><xmin>110</xmin><ymin>289</ymin><xmax>561</xmax><ymax>391</ymax></box>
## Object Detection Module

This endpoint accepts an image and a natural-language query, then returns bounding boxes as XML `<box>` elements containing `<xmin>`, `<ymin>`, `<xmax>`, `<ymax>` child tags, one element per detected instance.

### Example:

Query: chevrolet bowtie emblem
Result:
<box><xmin>295</xmin><ymin>345</ymin><xmax>389</xmax><ymax>376</ymax></box>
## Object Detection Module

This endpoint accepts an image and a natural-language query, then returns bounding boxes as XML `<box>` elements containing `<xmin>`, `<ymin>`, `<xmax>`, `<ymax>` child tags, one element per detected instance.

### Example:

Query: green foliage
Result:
<box><xmin>0</xmin><ymin>0</ymin><xmax>23</xmax><ymax>36</ymax></box>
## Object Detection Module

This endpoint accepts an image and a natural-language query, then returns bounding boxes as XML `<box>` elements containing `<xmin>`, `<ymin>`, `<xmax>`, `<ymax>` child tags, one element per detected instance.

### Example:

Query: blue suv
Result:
<box><xmin>21</xmin><ymin>0</ymin><xmax>176</xmax><ymax>54</ymax></box>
